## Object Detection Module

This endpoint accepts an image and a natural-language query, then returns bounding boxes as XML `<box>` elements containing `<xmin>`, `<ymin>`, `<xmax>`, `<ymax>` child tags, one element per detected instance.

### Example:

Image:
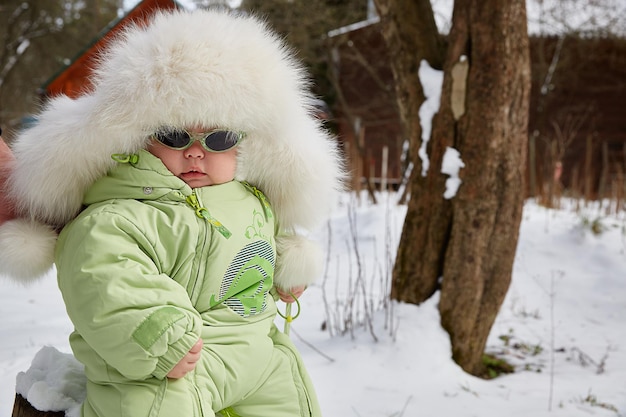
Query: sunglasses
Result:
<box><xmin>152</xmin><ymin>128</ymin><xmax>244</xmax><ymax>152</ymax></box>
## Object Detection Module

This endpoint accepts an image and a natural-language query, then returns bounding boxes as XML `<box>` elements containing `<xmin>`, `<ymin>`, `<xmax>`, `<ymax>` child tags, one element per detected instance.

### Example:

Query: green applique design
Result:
<box><xmin>210</xmin><ymin>240</ymin><xmax>275</xmax><ymax>317</ymax></box>
<box><xmin>245</xmin><ymin>209</ymin><xmax>268</xmax><ymax>240</ymax></box>
<box><xmin>241</xmin><ymin>181</ymin><xmax>273</xmax><ymax>220</ymax></box>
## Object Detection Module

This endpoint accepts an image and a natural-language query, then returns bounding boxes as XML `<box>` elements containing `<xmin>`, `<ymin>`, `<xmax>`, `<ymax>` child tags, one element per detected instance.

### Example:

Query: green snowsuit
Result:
<box><xmin>55</xmin><ymin>150</ymin><xmax>321</xmax><ymax>417</ymax></box>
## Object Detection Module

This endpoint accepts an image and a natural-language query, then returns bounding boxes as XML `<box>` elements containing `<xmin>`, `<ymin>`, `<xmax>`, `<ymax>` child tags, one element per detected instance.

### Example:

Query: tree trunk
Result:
<box><xmin>374</xmin><ymin>0</ymin><xmax>448</xmax><ymax>304</ymax></box>
<box><xmin>12</xmin><ymin>394</ymin><xmax>64</xmax><ymax>417</ymax></box>
<box><xmin>437</xmin><ymin>0</ymin><xmax>530</xmax><ymax>376</ymax></box>
<box><xmin>377</xmin><ymin>0</ymin><xmax>530</xmax><ymax>376</ymax></box>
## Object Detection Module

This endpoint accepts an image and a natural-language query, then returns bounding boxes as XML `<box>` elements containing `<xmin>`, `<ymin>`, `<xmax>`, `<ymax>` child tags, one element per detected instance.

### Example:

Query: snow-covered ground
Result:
<box><xmin>1</xmin><ymin>196</ymin><xmax>625</xmax><ymax>417</ymax></box>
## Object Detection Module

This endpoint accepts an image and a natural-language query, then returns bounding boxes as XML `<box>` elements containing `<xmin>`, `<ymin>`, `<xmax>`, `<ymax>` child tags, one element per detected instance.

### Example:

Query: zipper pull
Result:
<box><xmin>186</xmin><ymin>191</ymin><xmax>232</xmax><ymax>239</ymax></box>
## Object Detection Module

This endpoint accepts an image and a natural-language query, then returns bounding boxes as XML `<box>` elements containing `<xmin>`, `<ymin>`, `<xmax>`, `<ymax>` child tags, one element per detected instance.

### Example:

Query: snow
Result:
<box><xmin>441</xmin><ymin>147</ymin><xmax>465</xmax><ymax>199</ymax></box>
<box><xmin>1</xmin><ymin>197</ymin><xmax>625</xmax><ymax>417</ymax></box>
<box><xmin>14</xmin><ymin>347</ymin><xmax>85</xmax><ymax>417</ymax></box>
<box><xmin>418</xmin><ymin>60</ymin><xmax>443</xmax><ymax>177</ymax></box>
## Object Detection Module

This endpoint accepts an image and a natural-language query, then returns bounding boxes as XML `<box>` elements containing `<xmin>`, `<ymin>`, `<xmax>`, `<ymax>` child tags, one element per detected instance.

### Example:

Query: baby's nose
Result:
<box><xmin>184</xmin><ymin>140</ymin><xmax>205</xmax><ymax>158</ymax></box>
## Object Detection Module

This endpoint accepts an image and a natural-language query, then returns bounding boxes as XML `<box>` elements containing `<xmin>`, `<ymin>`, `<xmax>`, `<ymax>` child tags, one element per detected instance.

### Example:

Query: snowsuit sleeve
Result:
<box><xmin>273</xmin><ymin>228</ymin><xmax>324</xmax><ymax>290</ymax></box>
<box><xmin>56</xmin><ymin>209</ymin><xmax>202</xmax><ymax>381</ymax></box>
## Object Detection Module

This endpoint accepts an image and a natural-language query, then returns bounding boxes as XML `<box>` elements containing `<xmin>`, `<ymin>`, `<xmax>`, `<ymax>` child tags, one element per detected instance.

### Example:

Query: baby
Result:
<box><xmin>2</xmin><ymin>9</ymin><xmax>344</xmax><ymax>417</ymax></box>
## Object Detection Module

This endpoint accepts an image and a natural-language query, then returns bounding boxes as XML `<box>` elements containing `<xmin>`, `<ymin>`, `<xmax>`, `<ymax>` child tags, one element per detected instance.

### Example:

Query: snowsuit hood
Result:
<box><xmin>0</xmin><ymin>9</ymin><xmax>344</xmax><ymax>282</ymax></box>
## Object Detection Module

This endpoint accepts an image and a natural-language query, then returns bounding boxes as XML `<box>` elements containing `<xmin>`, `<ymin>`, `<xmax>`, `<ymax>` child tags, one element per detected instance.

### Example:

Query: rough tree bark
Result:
<box><xmin>373</xmin><ymin>0</ymin><xmax>447</xmax><ymax>304</ymax></box>
<box><xmin>438</xmin><ymin>0</ymin><xmax>530</xmax><ymax>376</ymax></box>
<box><xmin>375</xmin><ymin>0</ymin><xmax>531</xmax><ymax>376</ymax></box>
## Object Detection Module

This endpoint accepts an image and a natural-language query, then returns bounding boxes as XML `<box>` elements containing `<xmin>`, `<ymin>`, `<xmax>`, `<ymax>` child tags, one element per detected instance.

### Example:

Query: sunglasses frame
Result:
<box><xmin>152</xmin><ymin>128</ymin><xmax>244</xmax><ymax>153</ymax></box>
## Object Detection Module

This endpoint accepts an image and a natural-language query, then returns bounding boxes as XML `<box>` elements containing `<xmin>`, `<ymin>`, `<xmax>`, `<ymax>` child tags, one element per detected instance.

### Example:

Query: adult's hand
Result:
<box><xmin>0</xmin><ymin>135</ymin><xmax>17</xmax><ymax>225</ymax></box>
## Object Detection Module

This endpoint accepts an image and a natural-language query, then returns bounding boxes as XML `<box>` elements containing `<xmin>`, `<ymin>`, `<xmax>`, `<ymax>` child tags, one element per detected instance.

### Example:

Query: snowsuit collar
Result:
<box><xmin>85</xmin><ymin>150</ymin><xmax>191</xmax><ymax>205</ymax></box>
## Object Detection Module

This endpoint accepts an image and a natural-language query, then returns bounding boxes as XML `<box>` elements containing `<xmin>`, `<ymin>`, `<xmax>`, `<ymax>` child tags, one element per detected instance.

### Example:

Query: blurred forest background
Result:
<box><xmin>2</xmin><ymin>0</ymin><xmax>624</xmax><ymax>206</ymax></box>
<box><xmin>0</xmin><ymin>0</ymin><xmax>368</xmax><ymax>137</ymax></box>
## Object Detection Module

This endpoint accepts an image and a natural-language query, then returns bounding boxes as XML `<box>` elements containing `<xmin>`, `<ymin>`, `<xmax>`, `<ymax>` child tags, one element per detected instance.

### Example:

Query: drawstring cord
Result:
<box><xmin>277</xmin><ymin>292</ymin><xmax>301</xmax><ymax>335</ymax></box>
<box><xmin>111</xmin><ymin>153</ymin><xmax>139</xmax><ymax>164</ymax></box>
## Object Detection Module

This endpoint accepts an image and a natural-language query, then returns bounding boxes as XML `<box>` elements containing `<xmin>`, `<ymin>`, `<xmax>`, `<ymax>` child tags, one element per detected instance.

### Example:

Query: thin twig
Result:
<box><xmin>392</xmin><ymin>395</ymin><xmax>413</xmax><ymax>417</ymax></box>
<box><xmin>290</xmin><ymin>328</ymin><xmax>335</xmax><ymax>363</ymax></box>
<box><xmin>548</xmin><ymin>271</ymin><xmax>556</xmax><ymax>412</ymax></box>
<box><xmin>347</xmin><ymin>196</ymin><xmax>378</xmax><ymax>342</ymax></box>
<box><xmin>321</xmin><ymin>220</ymin><xmax>334</xmax><ymax>337</ymax></box>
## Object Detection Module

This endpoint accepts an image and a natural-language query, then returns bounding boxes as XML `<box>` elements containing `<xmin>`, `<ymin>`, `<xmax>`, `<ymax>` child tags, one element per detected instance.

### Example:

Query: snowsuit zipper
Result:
<box><xmin>186</xmin><ymin>190</ymin><xmax>232</xmax><ymax>238</ymax></box>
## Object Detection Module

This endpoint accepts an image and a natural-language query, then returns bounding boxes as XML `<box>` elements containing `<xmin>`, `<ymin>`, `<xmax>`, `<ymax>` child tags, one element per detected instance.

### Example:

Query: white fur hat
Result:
<box><xmin>0</xmin><ymin>9</ymin><xmax>344</xmax><ymax>284</ymax></box>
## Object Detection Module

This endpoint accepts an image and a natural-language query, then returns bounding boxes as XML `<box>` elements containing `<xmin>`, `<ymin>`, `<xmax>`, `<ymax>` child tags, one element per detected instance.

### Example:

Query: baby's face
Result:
<box><xmin>147</xmin><ymin>127</ymin><xmax>238</xmax><ymax>188</ymax></box>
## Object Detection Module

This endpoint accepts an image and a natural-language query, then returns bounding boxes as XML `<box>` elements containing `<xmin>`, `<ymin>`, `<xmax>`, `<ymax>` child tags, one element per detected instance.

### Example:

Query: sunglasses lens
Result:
<box><xmin>154</xmin><ymin>130</ymin><xmax>191</xmax><ymax>149</ymax></box>
<box><xmin>204</xmin><ymin>131</ymin><xmax>240</xmax><ymax>152</ymax></box>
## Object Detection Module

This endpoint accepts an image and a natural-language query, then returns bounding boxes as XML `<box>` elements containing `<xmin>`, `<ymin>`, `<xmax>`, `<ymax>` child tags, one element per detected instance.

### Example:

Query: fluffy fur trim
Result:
<box><xmin>9</xmin><ymin>94</ymin><xmax>133</xmax><ymax>226</ymax></box>
<box><xmin>9</xmin><ymin>9</ymin><xmax>344</xmax><ymax>232</ymax></box>
<box><xmin>0</xmin><ymin>219</ymin><xmax>56</xmax><ymax>282</ymax></box>
<box><xmin>274</xmin><ymin>235</ymin><xmax>323</xmax><ymax>290</ymax></box>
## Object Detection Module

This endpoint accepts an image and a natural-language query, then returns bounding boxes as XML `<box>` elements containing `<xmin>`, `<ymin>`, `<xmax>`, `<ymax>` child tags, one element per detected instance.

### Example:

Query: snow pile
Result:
<box><xmin>441</xmin><ymin>147</ymin><xmax>465</xmax><ymax>199</ymax></box>
<box><xmin>15</xmin><ymin>346</ymin><xmax>86</xmax><ymax>417</ymax></box>
<box><xmin>418</xmin><ymin>60</ymin><xmax>444</xmax><ymax>177</ymax></box>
